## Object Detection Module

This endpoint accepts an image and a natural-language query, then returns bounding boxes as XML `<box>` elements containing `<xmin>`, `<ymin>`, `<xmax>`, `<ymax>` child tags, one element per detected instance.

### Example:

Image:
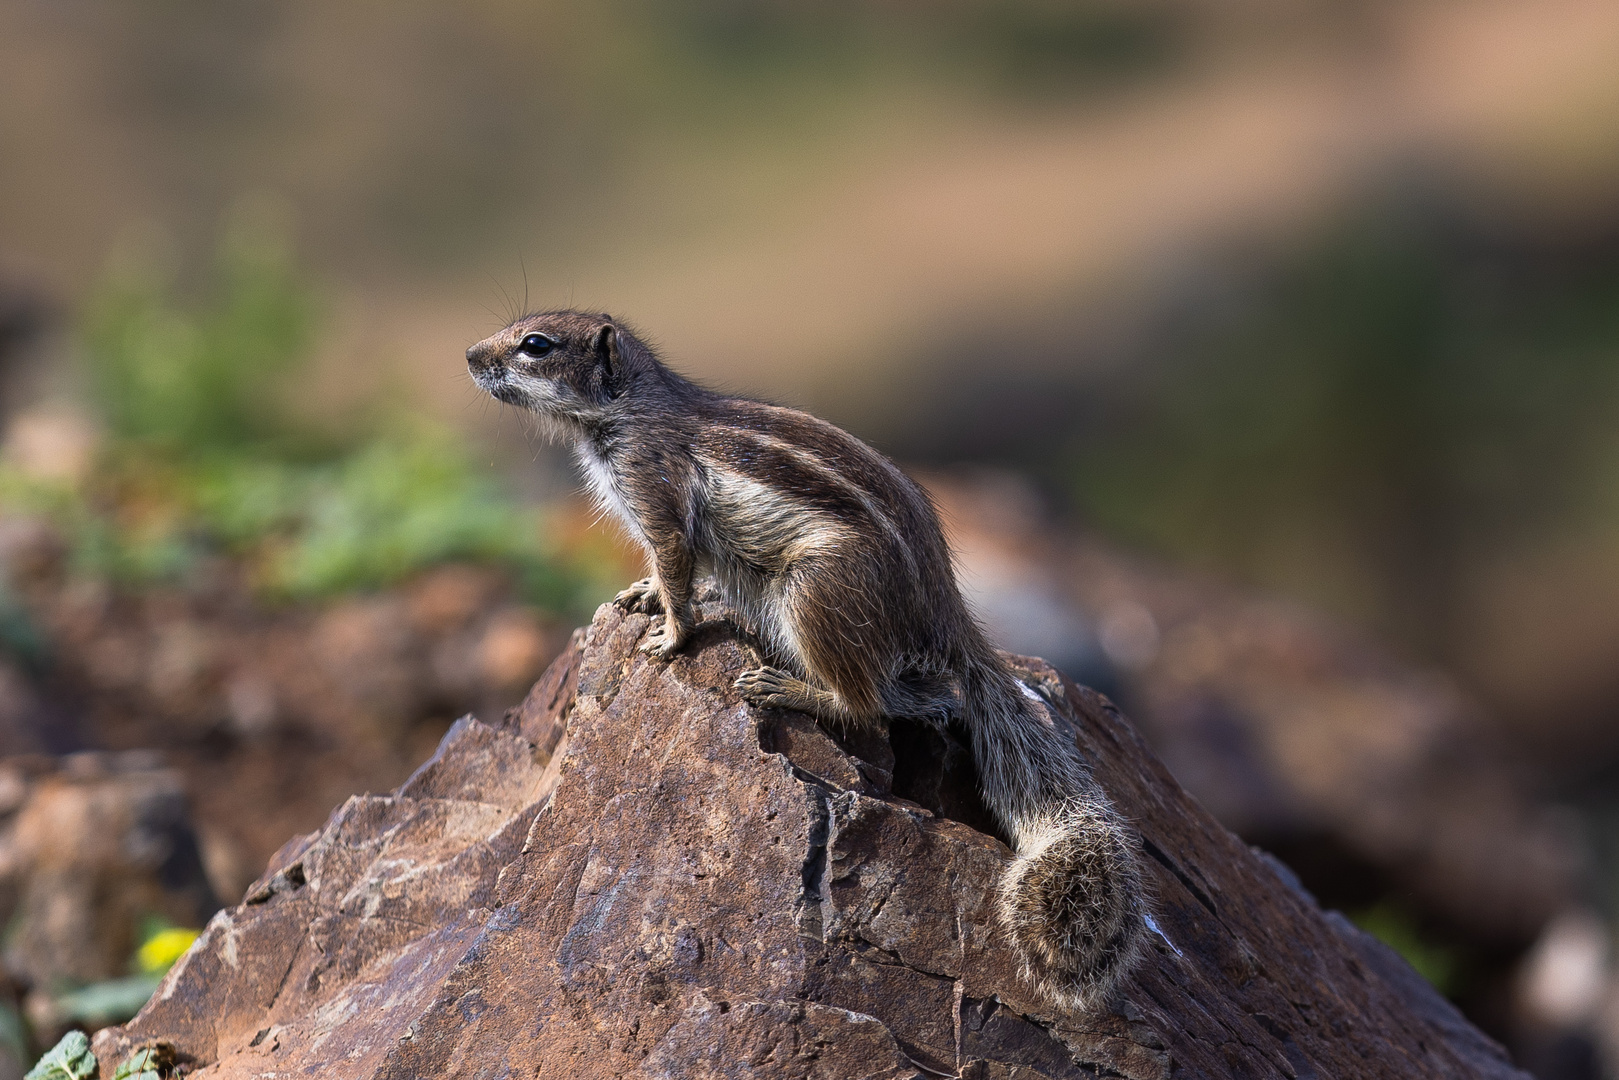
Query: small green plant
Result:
<box><xmin>24</xmin><ymin>1031</ymin><xmax>96</xmax><ymax>1080</ymax></box>
<box><xmin>111</xmin><ymin>1044</ymin><xmax>173</xmax><ymax>1080</ymax></box>
<box><xmin>22</xmin><ymin>1035</ymin><xmax>175</xmax><ymax>1080</ymax></box>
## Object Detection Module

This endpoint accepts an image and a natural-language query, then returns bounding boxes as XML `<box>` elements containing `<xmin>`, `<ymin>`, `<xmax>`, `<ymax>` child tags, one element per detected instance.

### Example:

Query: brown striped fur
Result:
<box><xmin>467</xmin><ymin>311</ymin><xmax>1147</xmax><ymax>1010</ymax></box>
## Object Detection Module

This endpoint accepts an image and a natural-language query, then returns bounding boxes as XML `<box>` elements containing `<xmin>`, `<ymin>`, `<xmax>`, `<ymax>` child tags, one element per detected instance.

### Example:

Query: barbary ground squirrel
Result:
<box><xmin>467</xmin><ymin>311</ymin><xmax>1147</xmax><ymax>1009</ymax></box>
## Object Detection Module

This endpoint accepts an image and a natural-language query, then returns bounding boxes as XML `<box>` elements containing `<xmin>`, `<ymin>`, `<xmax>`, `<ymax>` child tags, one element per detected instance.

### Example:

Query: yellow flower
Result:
<box><xmin>136</xmin><ymin>928</ymin><xmax>200</xmax><ymax>974</ymax></box>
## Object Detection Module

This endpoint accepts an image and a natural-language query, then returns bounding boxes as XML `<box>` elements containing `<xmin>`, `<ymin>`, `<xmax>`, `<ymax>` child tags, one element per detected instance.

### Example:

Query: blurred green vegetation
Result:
<box><xmin>1353</xmin><ymin>901</ymin><xmax>1461</xmax><ymax>997</ymax></box>
<box><xmin>83</xmin><ymin>211</ymin><xmax>316</xmax><ymax>457</ymax></box>
<box><xmin>630</xmin><ymin>0</ymin><xmax>1181</xmax><ymax>95</ymax></box>
<box><xmin>1</xmin><ymin>217</ymin><xmax>606</xmax><ymax>614</ymax></box>
<box><xmin>1067</xmin><ymin>198</ymin><xmax>1619</xmax><ymax>655</ymax></box>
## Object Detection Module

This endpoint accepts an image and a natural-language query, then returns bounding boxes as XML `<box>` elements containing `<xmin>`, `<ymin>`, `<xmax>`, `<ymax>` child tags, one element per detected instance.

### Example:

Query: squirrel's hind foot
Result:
<box><xmin>736</xmin><ymin>666</ymin><xmax>825</xmax><ymax>714</ymax></box>
<box><xmin>735</xmin><ymin>666</ymin><xmax>861</xmax><ymax>726</ymax></box>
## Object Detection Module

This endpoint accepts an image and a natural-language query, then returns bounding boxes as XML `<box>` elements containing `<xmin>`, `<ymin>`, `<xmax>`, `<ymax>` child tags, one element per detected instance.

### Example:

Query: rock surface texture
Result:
<box><xmin>94</xmin><ymin>596</ymin><xmax>1529</xmax><ymax>1079</ymax></box>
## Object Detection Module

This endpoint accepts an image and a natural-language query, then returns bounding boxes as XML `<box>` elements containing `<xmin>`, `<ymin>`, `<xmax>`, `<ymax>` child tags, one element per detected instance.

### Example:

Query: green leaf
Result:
<box><xmin>111</xmin><ymin>1044</ymin><xmax>173</xmax><ymax>1080</ymax></box>
<box><xmin>24</xmin><ymin>1030</ymin><xmax>97</xmax><ymax>1080</ymax></box>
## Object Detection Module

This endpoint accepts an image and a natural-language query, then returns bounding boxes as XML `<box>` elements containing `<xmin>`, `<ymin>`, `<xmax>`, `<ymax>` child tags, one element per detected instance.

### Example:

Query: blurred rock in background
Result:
<box><xmin>0</xmin><ymin>751</ymin><xmax>214</xmax><ymax>1078</ymax></box>
<box><xmin>0</xmin><ymin>518</ymin><xmax>569</xmax><ymax>901</ymax></box>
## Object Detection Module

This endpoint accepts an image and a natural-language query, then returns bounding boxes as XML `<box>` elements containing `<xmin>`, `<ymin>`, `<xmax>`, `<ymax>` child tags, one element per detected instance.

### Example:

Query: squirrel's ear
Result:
<box><xmin>593</xmin><ymin>324</ymin><xmax>620</xmax><ymax>394</ymax></box>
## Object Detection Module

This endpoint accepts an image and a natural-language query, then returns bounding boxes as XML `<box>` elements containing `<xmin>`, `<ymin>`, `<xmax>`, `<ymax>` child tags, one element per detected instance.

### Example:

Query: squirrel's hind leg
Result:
<box><xmin>736</xmin><ymin>665</ymin><xmax>958</xmax><ymax>732</ymax></box>
<box><xmin>737</xmin><ymin>566</ymin><xmax>889</xmax><ymax>727</ymax></box>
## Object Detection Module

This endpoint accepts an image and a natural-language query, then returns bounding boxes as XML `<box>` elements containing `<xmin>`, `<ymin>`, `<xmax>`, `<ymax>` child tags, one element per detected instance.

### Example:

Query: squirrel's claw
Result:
<box><xmin>639</xmin><ymin>618</ymin><xmax>685</xmax><ymax>659</ymax></box>
<box><xmin>614</xmin><ymin>578</ymin><xmax>663</xmax><ymax>614</ymax></box>
<box><xmin>734</xmin><ymin>666</ymin><xmax>799</xmax><ymax>710</ymax></box>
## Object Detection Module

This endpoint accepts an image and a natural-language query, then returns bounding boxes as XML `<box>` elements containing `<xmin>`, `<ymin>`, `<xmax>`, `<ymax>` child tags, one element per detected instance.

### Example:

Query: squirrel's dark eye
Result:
<box><xmin>517</xmin><ymin>333</ymin><xmax>555</xmax><ymax>358</ymax></box>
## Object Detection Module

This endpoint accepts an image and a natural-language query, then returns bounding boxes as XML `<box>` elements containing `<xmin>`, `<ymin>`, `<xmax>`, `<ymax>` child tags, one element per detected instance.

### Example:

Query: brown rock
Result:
<box><xmin>94</xmin><ymin>596</ymin><xmax>1530</xmax><ymax>1079</ymax></box>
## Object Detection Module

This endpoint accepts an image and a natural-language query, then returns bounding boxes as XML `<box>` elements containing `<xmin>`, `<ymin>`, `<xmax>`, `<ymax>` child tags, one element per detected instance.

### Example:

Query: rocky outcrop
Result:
<box><xmin>94</xmin><ymin>593</ymin><xmax>1529</xmax><ymax>1078</ymax></box>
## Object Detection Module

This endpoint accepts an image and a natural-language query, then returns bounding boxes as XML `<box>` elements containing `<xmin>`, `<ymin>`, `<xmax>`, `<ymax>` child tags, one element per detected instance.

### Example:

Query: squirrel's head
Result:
<box><xmin>466</xmin><ymin>310</ymin><xmax>633</xmax><ymax>427</ymax></box>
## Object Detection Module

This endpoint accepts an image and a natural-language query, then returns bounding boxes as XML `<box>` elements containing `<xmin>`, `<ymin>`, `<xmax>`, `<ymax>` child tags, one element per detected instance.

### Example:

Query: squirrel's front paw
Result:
<box><xmin>614</xmin><ymin>577</ymin><xmax>663</xmax><ymax>615</ymax></box>
<box><xmin>639</xmin><ymin>617</ymin><xmax>686</xmax><ymax>658</ymax></box>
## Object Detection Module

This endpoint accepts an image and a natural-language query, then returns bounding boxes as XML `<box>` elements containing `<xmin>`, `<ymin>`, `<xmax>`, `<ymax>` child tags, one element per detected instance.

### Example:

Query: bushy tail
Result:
<box><xmin>960</xmin><ymin>658</ymin><xmax>1147</xmax><ymax>1010</ymax></box>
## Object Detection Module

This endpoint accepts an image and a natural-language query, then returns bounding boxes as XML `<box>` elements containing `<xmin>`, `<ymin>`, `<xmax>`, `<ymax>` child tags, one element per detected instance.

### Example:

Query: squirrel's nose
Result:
<box><xmin>465</xmin><ymin>345</ymin><xmax>478</xmax><ymax>363</ymax></box>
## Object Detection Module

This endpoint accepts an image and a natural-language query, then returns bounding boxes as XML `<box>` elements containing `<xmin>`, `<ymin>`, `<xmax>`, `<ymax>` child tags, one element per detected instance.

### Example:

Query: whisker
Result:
<box><xmin>491</xmin><ymin>274</ymin><xmax>517</xmax><ymax>325</ymax></box>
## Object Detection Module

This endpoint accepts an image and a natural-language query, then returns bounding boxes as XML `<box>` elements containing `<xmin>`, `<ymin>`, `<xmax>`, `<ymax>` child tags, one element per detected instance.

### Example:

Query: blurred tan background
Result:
<box><xmin>7</xmin><ymin>0</ymin><xmax>1619</xmax><ymax>723</ymax></box>
<box><xmin>3</xmin><ymin>1</ymin><xmax>1619</xmax><ymax>1076</ymax></box>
